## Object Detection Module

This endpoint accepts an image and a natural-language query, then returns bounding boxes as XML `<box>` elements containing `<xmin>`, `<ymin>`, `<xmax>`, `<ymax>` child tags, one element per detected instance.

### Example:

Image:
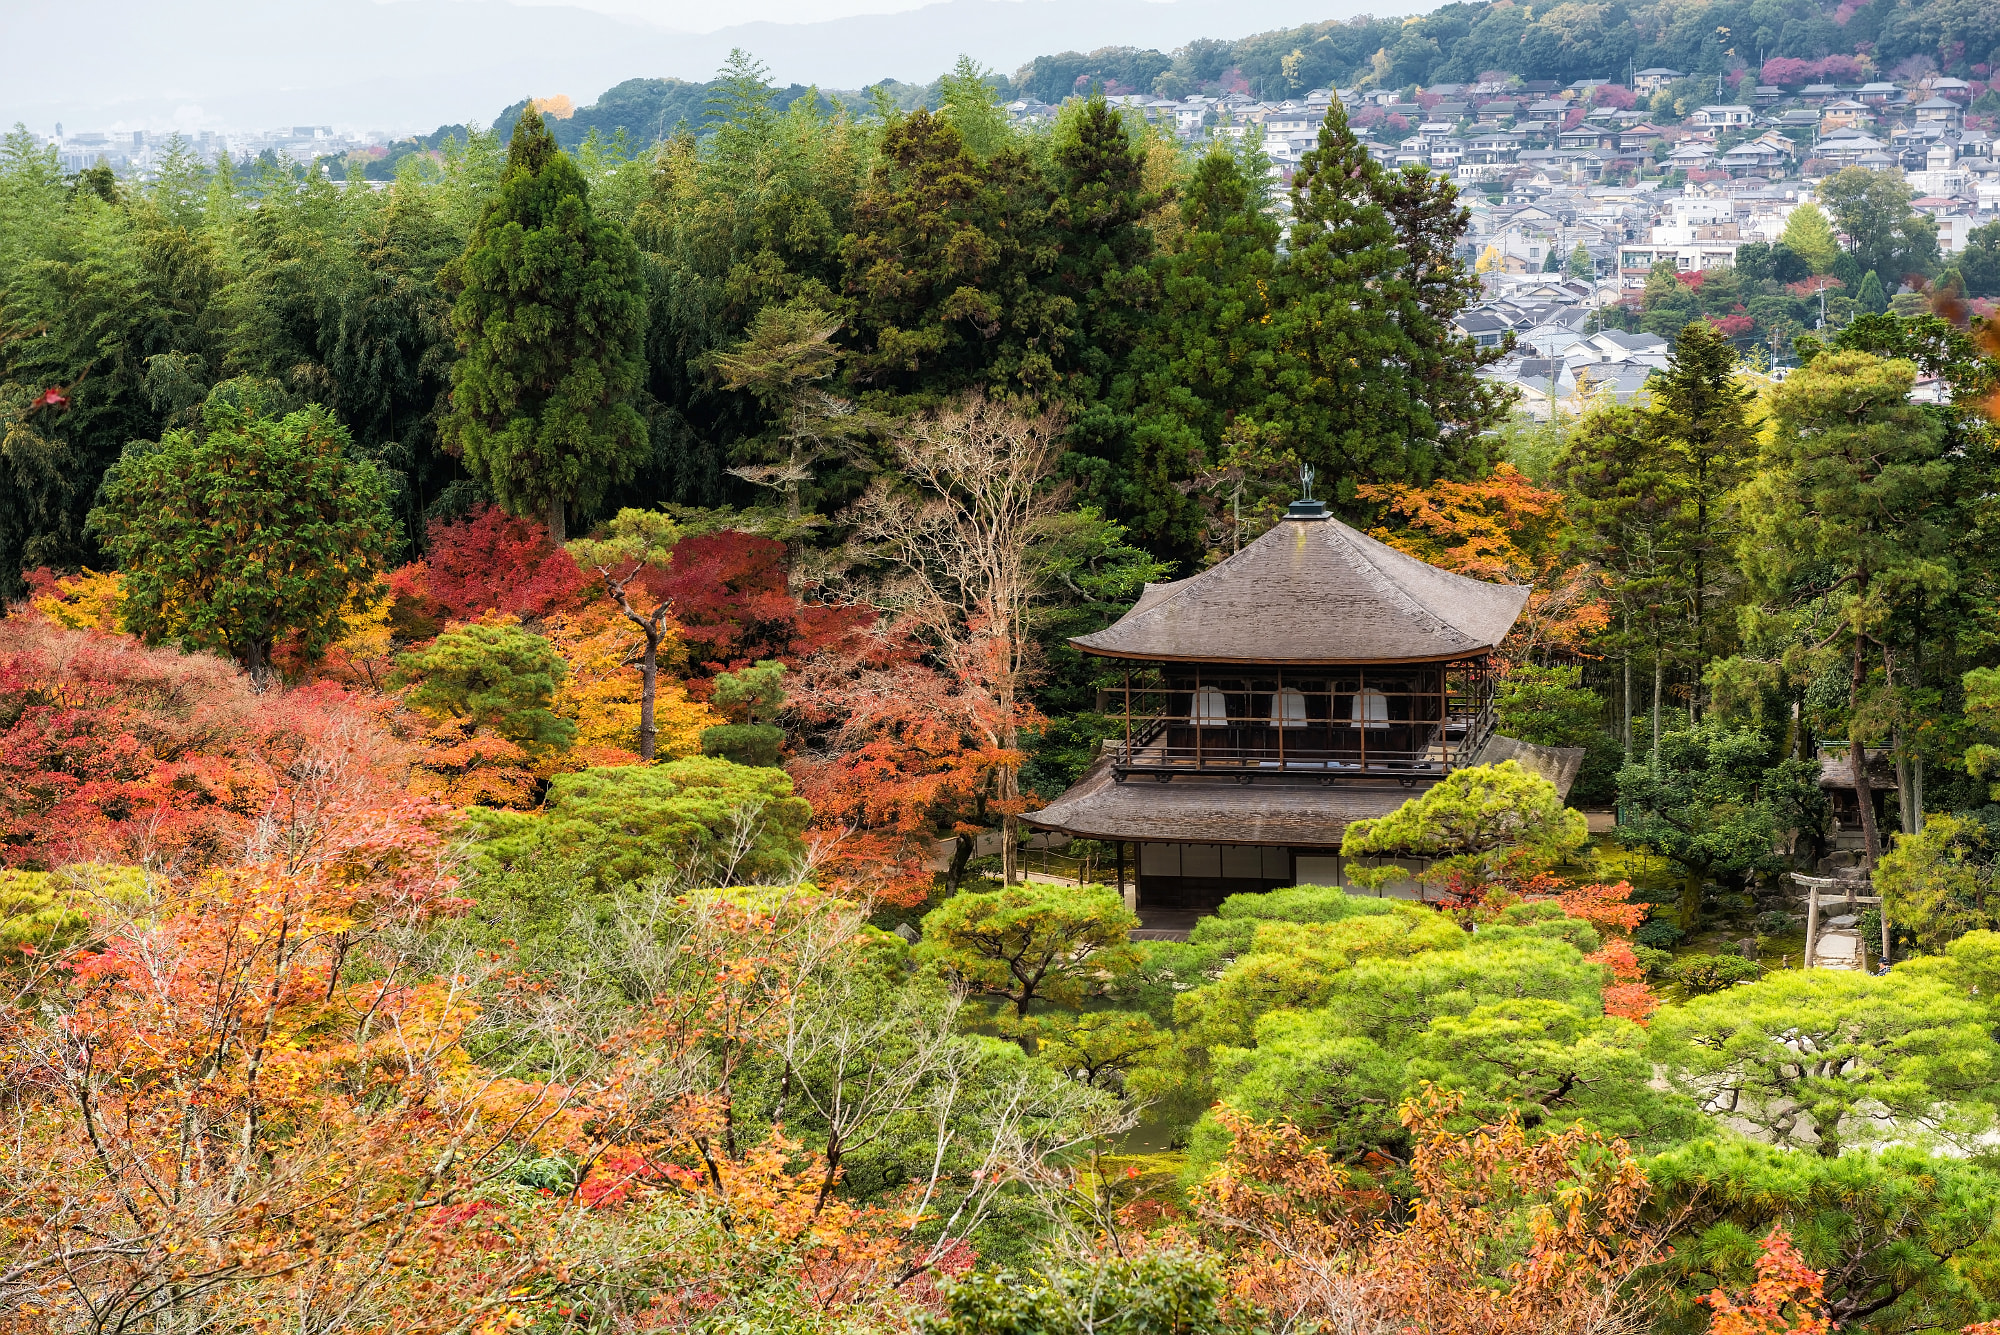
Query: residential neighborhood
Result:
<box><xmin>1021</xmin><ymin>68</ymin><xmax>1994</xmax><ymax>417</ymax></box>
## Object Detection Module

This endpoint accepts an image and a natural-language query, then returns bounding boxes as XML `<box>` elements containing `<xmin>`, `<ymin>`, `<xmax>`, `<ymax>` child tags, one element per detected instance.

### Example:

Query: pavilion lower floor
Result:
<box><xmin>1120</xmin><ymin>840</ymin><xmax>1429</xmax><ymax>936</ymax></box>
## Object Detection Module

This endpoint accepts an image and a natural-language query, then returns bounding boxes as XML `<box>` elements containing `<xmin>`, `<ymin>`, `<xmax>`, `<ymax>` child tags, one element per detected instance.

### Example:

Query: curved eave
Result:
<box><xmin>1067</xmin><ymin>642</ymin><xmax>1501</xmax><ymax>667</ymax></box>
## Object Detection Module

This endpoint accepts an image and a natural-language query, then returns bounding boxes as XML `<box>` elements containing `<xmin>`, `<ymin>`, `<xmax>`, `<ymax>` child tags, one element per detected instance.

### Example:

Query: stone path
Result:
<box><xmin>1814</xmin><ymin>912</ymin><xmax>1863</xmax><ymax>970</ymax></box>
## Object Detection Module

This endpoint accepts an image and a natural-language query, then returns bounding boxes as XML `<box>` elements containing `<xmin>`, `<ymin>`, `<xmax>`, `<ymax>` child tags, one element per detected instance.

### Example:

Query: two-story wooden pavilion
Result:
<box><xmin>1025</xmin><ymin>497</ymin><xmax>1552</xmax><ymax>929</ymax></box>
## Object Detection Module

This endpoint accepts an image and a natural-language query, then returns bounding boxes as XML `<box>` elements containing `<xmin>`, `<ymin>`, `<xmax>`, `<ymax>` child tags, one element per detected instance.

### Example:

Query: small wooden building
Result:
<box><xmin>1025</xmin><ymin>498</ymin><xmax>1562</xmax><ymax>930</ymax></box>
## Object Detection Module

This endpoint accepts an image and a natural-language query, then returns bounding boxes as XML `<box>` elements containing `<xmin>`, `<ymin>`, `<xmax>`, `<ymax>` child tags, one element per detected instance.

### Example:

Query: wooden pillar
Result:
<box><xmin>1195</xmin><ymin>664</ymin><xmax>1203</xmax><ymax>770</ymax></box>
<box><xmin>1847</xmin><ymin>878</ymin><xmax>1861</xmax><ymax>973</ymax></box>
<box><xmin>1358</xmin><ymin>667</ymin><xmax>1368</xmax><ymax>771</ymax></box>
<box><xmin>1803</xmin><ymin>880</ymin><xmax>1819</xmax><ymax>970</ymax></box>
<box><xmin>1117</xmin><ymin>842</ymin><xmax>1132</xmax><ymax>914</ymax></box>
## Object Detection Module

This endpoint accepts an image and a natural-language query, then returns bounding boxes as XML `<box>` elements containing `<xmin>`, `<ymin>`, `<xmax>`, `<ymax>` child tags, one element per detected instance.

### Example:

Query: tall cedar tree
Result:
<box><xmin>88</xmin><ymin>392</ymin><xmax>396</xmax><ymax>673</ymax></box>
<box><xmin>1049</xmin><ymin>98</ymin><xmax>1158</xmax><ymax>454</ymax></box>
<box><xmin>1649</xmin><ymin>320</ymin><xmax>1755</xmax><ymax>689</ymax></box>
<box><xmin>1365</xmin><ymin>162</ymin><xmax>1508</xmax><ymax>464</ymax></box>
<box><xmin>442</xmin><ymin>105</ymin><xmax>648</xmax><ymax>544</ymax></box>
<box><xmin>1741</xmin><ymin>351</ymin><xmax>1955</xmax><ymax>867</ymax></box>
<box><xmin>841</xmin><ymin>109</ymin><xmax>1006</xmax><ymax>402</ymax></box>
<box><xmin>1556</xmin><ymin>403</ymin><xmax>1680</xmax><ymax>761</ymax></box>
<box><xmin>1255</xmin><ymin>103</ymin><xmax>1501</xmax><ymax>506</ymax></box>
<box><xmin>1104</xmin><ymin>148</ymin><xmax>1281</xmax><ymax>566</ymax></box>
<box><xmin>841</xmin><ymin>110</ymin><xmax>1066</xmax><ymax>406</ymax></box>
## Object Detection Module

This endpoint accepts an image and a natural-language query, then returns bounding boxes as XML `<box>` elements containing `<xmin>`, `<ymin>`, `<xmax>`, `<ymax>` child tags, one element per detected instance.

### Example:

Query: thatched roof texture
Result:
<box><xmin>1072</xmin><ymin>509</ymin><xmax>1530</xmax><ymax>664</ymax></box>
<box><xmin>1023</xmin><ymin>753</ymin><xmax>1416</xmax><ymax>847</ymax></box>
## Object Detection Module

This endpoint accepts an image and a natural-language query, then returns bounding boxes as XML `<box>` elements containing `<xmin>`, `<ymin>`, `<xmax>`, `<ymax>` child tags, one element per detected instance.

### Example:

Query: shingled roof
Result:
<box><xmin>1024</xmin><ymin>752</ymin><xmax>1415</xmax><ymax>845</ymax></box>
<box><xmin>1070</xmin><ymin>506</ymin><xmax>1530</xmax><ymax>665</ymax></box>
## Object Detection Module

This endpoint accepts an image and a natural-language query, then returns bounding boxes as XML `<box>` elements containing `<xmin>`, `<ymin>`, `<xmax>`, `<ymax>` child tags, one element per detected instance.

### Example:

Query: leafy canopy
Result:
<box><xmin>88</xmin><ymin>387</ymin><xmax>397</xmax><ymax>672</ymax></box>
<box><xmin>1651</xmin><ymin>967</ymin><xmax>2000</xmax><ymax>1159</ymax></box>
<box><xmin>1340</xmin><ymin>760</ymin><xmax>1588</xmax><ymax>891</ymax></box>
<box><xmin>394</xmin><ymin>620</ymin><xmax>577</xmax><ymax>752</ymax></box>
<box><xmin>469</xmin><ymin>756</ymin><xmax>810</xmax><ymax>888</ymax></box>
<box><xmin>918</xmin><ymin>884</ymin><xmax>1142</xmax><ymax>1018</ymax></box>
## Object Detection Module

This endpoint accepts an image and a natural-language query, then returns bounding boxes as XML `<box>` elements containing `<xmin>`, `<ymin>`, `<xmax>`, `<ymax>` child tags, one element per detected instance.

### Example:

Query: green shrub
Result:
<box><xmin>1666</xmin><ymin>953</ymin><xmax>1762</xmax><ymax>995</ymax></box>
<box><xmin>1189</xmin><ymin>884</ymin><xmax>1410</xmax><ymax>955</ymax></box>
<box><xmin>1631</xmin><ymin>943</ymin><xmax>1675</xmax><ymax>978</ymax></box>
<box><xmin>1635</xmin><ymin>919</ymin><xmax>1685</xmax><ymax>948</ymax></box>
<box><xmin>469</xmin><ymin>757</ymin><xmax>810</xmax><ymax>888</ymax></box>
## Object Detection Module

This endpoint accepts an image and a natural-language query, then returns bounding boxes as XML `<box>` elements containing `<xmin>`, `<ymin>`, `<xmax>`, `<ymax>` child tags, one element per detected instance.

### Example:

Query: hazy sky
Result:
<box><xmin>517</xmin><ymin>0</ymin><xmax>944</xmax><ymax>29</ymax></box>
<box><xmin>4</xmin><ymin>0</ymin><xmax>1399</xmax><ymax>134</ymax></box>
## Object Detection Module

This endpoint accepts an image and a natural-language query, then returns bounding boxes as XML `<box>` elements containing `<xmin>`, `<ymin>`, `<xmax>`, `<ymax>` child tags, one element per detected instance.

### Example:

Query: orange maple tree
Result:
<box><xmin>1361</xmin><ymin>463</ymin><xmax>1609</xmax><ymax>662</ymax></box>
<box><xmin>1190</xmin><ymin>1087</ymin><xmax>1661</xmax><ymax>1335</ymax></box>
<box><xmin>0</xmin><ymin>616</ymin><xmax>416</xmax><ymax>873</ymax></box>
<box><xmin>786</xmin><ymin>622</ymin><xmax>1019</xmax><ymax>906</ymax></box>
<box><xmin>1703</xmin><ymin>1230</ymin><xmax>1833</xmax><ymax>1335</ymax></box>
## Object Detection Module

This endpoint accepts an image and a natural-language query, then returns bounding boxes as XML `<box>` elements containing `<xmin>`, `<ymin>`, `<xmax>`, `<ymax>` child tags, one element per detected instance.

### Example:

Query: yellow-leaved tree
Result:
<box><xmin>29</xmin><ymin>568</ymin><xmax>124</xmax><ymax>630</ymax></box>
<box><xmin>543</xmin><ymin>603</ymin><xmax>719</xmax><ymax>766</ymax></box>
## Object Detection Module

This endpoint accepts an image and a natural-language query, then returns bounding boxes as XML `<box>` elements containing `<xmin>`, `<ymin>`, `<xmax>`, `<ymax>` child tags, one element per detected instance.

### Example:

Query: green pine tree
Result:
<box><xmin>1650</xmin><ymin>320</ymin><xmax>1755</xmax><ymax>674</ymax></box>
<box><xmin>1107</xmin><ymin>145</ymin><xmax>1281</xmax><ymax>564</ymax></box>
<box><xmin>1856</xmin><ymin>269</ymin><xmax>1888</xmax><ymax>314</ymax></box>
<box><xmin>1245</xmin><ymin>104</ymin><xmax>1496</xmax><ymax>506</ymax></box>
<box><xmin>441</xmin><ymin>104</ymin><xmax>648</xmax><ymax>545</ymax></box>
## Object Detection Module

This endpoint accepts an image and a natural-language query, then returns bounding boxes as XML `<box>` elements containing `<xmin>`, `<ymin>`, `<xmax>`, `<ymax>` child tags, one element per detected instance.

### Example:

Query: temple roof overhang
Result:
<box><xmin>1071</xmin><ymin>508</ymin><xmax>1531</xmax><ymax>666</ymax></box>
<box><xmin>1022</xmin><ymin>753</ymin><xmax>1416</xmax><ymax>848</ymax></box>
<box><xmin>1024</xmin><ymin>735</ymin><xmax>1586</xmax><ymax>848</ymax></box>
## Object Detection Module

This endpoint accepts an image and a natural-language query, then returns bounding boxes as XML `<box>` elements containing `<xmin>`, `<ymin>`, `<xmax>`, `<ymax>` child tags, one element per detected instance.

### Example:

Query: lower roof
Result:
<box><xmin>1022</xmin><ymin>753</ymin><xmax>1413</xmax><ymax>848</ymax></box>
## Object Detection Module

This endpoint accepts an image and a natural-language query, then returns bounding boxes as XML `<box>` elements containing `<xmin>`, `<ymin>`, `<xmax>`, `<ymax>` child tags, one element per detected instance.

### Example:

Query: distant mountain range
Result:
<box><xmin>1</xmin><ymin>0</ymin><xmax>1395</xmax><ymax>135</ymax></box>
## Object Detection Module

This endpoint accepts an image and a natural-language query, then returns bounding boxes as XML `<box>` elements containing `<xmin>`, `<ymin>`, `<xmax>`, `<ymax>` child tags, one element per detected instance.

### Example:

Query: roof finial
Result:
<box><xmin>1288</xmin><ymin>464</ymin><xmax>1327</xmax><ymax>520</ymax></box>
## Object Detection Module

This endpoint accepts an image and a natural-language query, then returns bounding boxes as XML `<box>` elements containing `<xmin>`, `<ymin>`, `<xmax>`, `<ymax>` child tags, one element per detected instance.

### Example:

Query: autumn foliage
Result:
<box><xmin>0</xmin><ymin>617</ymin><xmax>412</xmax><ymax>873</ymax></box>
<box><xmin>1362</xmin><ymin>463</ymin><xmax>1609</xmax><ymax>662</ymax></box>
<box><xmin>1191</xmin><ymin>1088</ymin><xmax>1660</xmax><ymax>1335</ymax></box>
<box><xmin>656</xmin><ymin>530</ymin><xmax>871</xmax><ymax>682</ymax></box>
<box><xmin>397</xmin><ymin>504</ymin><xmax>590</xmax><ymax>626</ymax></box>
<box><xmin>1703</xmin><ymin>1231</ymin><xmax>1834</xmax><ymax>1335</ymax></box>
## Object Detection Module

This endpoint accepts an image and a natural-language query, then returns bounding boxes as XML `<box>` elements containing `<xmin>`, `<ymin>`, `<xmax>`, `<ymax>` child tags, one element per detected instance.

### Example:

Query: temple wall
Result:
<box><xmin>1133</xmin><ymin>841</ymin><xmax>1428</xmax><ymax>920</ymax></box>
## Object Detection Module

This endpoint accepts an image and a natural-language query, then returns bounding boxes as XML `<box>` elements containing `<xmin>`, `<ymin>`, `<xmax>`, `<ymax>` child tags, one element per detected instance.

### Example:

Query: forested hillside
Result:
<box><xmin>1020</xmin><ymin>0</ymin><xmax>1999</xmax><ymax>101</ymax></box>
<box><xmin>6</xmin><ymin>21</ymin><xmax>2000</xmax><ymax>1335</ymax></box>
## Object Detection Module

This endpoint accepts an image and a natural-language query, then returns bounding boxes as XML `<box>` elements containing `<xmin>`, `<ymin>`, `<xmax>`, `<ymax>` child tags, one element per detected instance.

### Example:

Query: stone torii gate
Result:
<box><xmin>1791</xmin><ymin>871</ymin><xmax>1890</xmax><ymax>972</ymax></box>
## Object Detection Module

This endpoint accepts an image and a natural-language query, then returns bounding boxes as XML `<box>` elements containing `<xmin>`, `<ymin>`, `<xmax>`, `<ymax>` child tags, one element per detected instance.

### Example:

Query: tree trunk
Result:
<box><xmin>1885</xmin><ymin>646</ymin><xmax>1912</xmax><ymax>836</ymax></box>
<box><xmin>1911</xmin><ymin>641</ymin><xmax>1925</xmax><ymax>836</ymax></box>
<box><xmin>547</xmin><ymin>493</ymin><xmax>567</xmax><ymax>547</ymax></box>
<box><xmin>998</xmin><ymin>625</ymin><xmax>1020</xmax><ymax>887</ymax></box>
<box><xmin>947</xmin><ymin>833</ymin><xmax>973</xmax><ymax>893</ymax></box>
<box><xmin>1850</xmin><ymin>639</ymin><xmax>1880</xmax><ymax>870</ymax></box>
<box><xmin>1622</xmin><ymin>620</ymin><xmax>1632</xmax><ymax>763</ymax></box>
<box><xmin>1651</xmin><ymin>654</ymin><xmax>1663</xmax><ymax>775</ymax></box>
<box><xmin>238</xmin><ymin>636</ymin><xmax>274</xmax><ymax>686</ymax></box>
<box><xmin>999</xmin><ymin>766</ymin><xmax>1019</xmax><ymax>887</ymax></box>
<box><xmin>1914</xmin><ymin>753</ymin><xmax>1925</xmax><ymax>837</ymax></box>
<box><xmin>638</xmin><ymin>639</ymin><xmax>658</xmax><ymax>762</ymax></box>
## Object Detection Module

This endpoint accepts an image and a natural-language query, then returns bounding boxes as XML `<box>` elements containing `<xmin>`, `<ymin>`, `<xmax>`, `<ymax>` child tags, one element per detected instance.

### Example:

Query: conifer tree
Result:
<box><xmin>1739</xmin><ymin>351</ymin><xmax>1955</xmax><ymax>866</ymax></box>
<box><xmin>1649</xmin><ymin>320</ymin><xmax>1755</xmax><ymax>680</ymax></box>
<box><xmin>1110</xmin><ymin>146</ymin><xmax>1280</xmax><ymax>563</ymax></box>
<box><xmin>1857</xmin><ymin>269</ymin><xmax>1888</xmax><ymax>314</ymax></box>
<box><xmin>1252</xmin><ymin>104</ymin><xmax>1499</xmax><ymax>505</ymax></box>
<box><xmin>442</xmin><ymin>104</ymin><xmax>648</xmax><ymax>545</ymax></box>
